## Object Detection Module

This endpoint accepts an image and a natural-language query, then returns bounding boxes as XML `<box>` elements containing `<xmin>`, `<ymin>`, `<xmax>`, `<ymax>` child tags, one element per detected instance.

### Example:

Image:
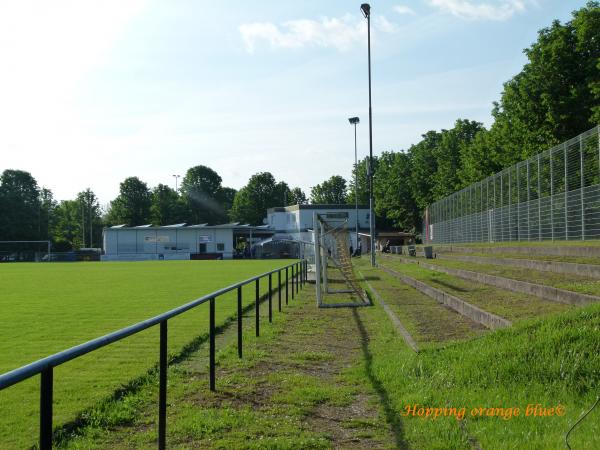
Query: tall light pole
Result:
<box><xmin>172</xmin><ymin>174</ymin><xmax>180</xmax><ymax>192</ymax></box>
<box><xmin>348</xmin><ymin>117</ymin><xmax>360</xmax><ymax>252</ymax></box>
<box><xmin>361</xmin><ymin>3</ymin><xmax>376</xmax><ymax>266</ymax></box>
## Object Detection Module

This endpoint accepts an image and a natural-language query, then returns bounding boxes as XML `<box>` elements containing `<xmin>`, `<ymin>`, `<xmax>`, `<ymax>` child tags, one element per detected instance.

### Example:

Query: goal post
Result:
<box><xmin>312</xmin><ymin>213</ymin><xmax>370</xmax><ymax>308</ymax></box>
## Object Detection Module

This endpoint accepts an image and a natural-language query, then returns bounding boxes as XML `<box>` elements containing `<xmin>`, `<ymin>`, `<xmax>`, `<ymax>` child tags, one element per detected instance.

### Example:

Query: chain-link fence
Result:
<box><xmin>424</xmin><ymin>126</ymin><xmax>600</xmax><ymax>244</ymax></box>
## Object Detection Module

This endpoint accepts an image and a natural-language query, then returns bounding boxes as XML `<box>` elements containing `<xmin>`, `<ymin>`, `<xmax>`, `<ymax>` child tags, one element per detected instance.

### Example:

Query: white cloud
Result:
<box><xmin>375</xmin><ymin>15</ymin><xmax>399</xmax><ymax>33</ymax></box>
<box><xmin>239</xmin><ymin>13</ymin><xmax>399</xmax><ymax>53</ymax></box>
<box><xmin>427</xmin><ymin>0</ymin><xmax>526</xmax><ymax>21</ymax></box>
<box><xmin>393</xmin><ymin>5</ymin><xmax>417</xmax><ymax>15</ymax></box>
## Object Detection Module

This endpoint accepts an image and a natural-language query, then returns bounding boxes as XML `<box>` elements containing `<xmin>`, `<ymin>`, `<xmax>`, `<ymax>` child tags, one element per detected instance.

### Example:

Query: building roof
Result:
<box><xmin>105</xmin><ymin>223</ymin><xmax>273</xmax><ymax>232</ymax></box>
<box><xmin>267</xmin><ymin>204</ymin><xmax>370</xmax><ymax>213</ymax></box>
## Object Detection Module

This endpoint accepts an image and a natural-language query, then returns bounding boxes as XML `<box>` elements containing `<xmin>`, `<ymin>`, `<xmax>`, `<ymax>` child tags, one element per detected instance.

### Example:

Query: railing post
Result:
<box><xmin>278</xmin><ymin>270</ymin><xmax>282</xmax><ymax>312</ymax></box>
<box><xmin>158</xmin><ymin>321</ymin><xmax>167</xmax><ymax>449</ymax></box>
<box><xmin>291</xmin><ymin>265</ymin><xmax>295</xmax><ymax>300</ymax></box>
<box><xmin>209</xmin><ymin>297</ymin><xmax>216</xmax><ymax>392</ymax></box>
<box><xmin>268</xmin><ymin>273</ymin><xmax>272</xmax><ymax>323</ymax></box>
<box><xmin>40</xmin><ymin>367</ymin><xmax>53</xmax><ymax>450</ymax></box>
<box><xmin>296</xmin><ymin>263</ymin><xmax>299</xmax><ymax>294</ymax></box>
<box><xmin>255</xmin><ymin>279</ymin><xmax>260</xmax><ymax>337</ymax></box>
<box><xmin>237</xmin><ymin>286</ymin><xmax>242</xmax><ymax>358</ymax></box>
<box><xmin>285</xmin><ymin>267</ymin><xmax>289</xmax><ymax>305</ymax></box>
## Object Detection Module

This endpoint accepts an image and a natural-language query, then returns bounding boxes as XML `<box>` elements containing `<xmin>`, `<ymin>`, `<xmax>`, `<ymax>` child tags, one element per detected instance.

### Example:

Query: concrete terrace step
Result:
<box><xmin>393</xmin><ymin>256</ymin><xmax>600</xmax><ymax>306</ymax></box>
<box><xmin>437</xmin><ymin>253</ymin><xmax>600</xmax><ymax>278</ymax></box>
<box><xmin>378</xmin><ymin>264</ymin><xmax>512</xmax><ymax>330</ymax></box>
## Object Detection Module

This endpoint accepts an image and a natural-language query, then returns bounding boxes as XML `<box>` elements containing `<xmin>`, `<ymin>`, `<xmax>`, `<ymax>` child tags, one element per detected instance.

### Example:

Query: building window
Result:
<box><xmin>217</xmin><ymin>243</ymin><xmax>225</xmax><ymax>251</ymax></box>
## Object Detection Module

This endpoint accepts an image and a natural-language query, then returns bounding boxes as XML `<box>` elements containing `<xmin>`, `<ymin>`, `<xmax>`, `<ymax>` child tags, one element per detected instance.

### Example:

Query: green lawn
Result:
<box><xmin>0</xmin><ymin>260</ymin><xmax>291</xmax><ymax>448</ymax></box>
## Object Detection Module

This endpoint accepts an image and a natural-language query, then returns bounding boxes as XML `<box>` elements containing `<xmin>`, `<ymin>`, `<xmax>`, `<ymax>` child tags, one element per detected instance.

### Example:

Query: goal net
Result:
<box><xmin>313</xmin><ymin>213</ymin><xmax>370</xmax><ymax>308</ymax></box>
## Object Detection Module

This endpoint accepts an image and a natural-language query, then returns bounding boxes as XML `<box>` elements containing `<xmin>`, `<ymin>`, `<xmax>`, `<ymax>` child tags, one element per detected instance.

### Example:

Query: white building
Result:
<box><xmin>266</xmin><ymin>204</ymin><xmax>370</xmax><ymax>251</ymax></box>
<box><xmin>101</xmin><ymin>223</ymin><xmax>271</xmax><ymax>261</ymax></box>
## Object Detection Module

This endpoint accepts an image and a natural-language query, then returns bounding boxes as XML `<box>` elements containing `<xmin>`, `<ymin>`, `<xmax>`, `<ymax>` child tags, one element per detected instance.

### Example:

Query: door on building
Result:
<box><xmin>198</xmin><ymin>243</ymin><xmax>207</xmax><ymax>253</ymax></box>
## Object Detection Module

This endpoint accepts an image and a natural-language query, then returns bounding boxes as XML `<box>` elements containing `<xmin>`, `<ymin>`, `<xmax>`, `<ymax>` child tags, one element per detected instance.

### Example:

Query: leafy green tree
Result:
<box><xmin>181</xmin><ymin>165</ymin><xmax>231</xmax><ymax>224</ymax></box>
<box><xmin>310</xmin><ymin>175</ymin><xmax>348</xmax><ymax>204</ymax></box>
<box><xmin>347</xmin><ymin>157</ymin><xmax>374</xmax><ymax>206</ymax></box>
<box><xmin>488</xmin><ymin>2</ymin><xmax>600</xmax><ymax>163</ymax></box>
<box><xmin>230</xmin><ymin>172</ymin><xmax>289</xmax><ymax>225</ymax></box>
<box><xmin>0</xmin><ymin>169</ymin><xmax>41</xmax><ymax>240</ymax></box>
<box><xmin>51</xmin><ymin>200</ymin><xmax>84</xmax><ymax>251</ymax></box>
<box><xmin>432</xmin><ymin>119</ymin><xmax>484</xmax><ymax>199</ymax></box>
<box><xmin>150</xmin><ymin>184</ymin><xmax>188</xmax><ymax>225</ymax></box>
<box><xmin>407</xmin><ymin>131</ymin><xmax>441</xmax><ymax>211</ymax></box>
<box><xmin>374</xmin><ymin>151</ymin><xmax>420</xmax><ymax>231</ymax></box>
<box><xmin>289</xmin><ymin>187</ymin><xmax>308</xmax><ymax>205</ymax></box>
<box><xmin>76</xmin><ymin>188</ymin><xmax>103</xmax><ymax>247</ymax></box>
<box><xmin>107</xmin><ymin>177</ymin><xmax>152</xmax><ymax>226</ymax></box>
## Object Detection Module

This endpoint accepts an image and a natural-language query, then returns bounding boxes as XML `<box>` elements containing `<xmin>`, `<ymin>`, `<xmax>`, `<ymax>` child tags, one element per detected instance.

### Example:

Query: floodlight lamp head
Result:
<box><xmin>361</xmin><ymin>3</ymin><xmax>370</xmax><ymax>18</ymax></box>
<box><xmin>348</xmin><ymin>117</ymin><xmax>360</xmax><ymax>125</ymax></box>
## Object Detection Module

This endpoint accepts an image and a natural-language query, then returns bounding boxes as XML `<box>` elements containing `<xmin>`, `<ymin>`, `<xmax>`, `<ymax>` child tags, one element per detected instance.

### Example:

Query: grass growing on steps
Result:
<box><xmin>357</xmin><ymin>260</ymin><xmax>485</xmax><ymax>346</ymax></box>
<box><xmin>379</xmin><ymin>256</ymin><xmax>571</xmax><ymax>322</ymax></box>
<box><xmin>351</xmin><ymin>265</ymin><xmax>600</xmax><ymax>448</ymax></box>
<box><xmin>406</xmin><ymin>256</ymin><xmax>600</xmax><ymax>297</ymax></box>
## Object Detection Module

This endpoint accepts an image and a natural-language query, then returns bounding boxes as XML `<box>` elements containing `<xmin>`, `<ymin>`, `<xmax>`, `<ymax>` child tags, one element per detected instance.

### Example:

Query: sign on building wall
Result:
<box><xmin>198</xmin><ymin>235</ymin><xmax>212</xmax><ymax>243</ymax></box>
<box><xmin>144</xmin><ymin>236</ymin><xmax>170</xmax><ymax>243</ymax></box>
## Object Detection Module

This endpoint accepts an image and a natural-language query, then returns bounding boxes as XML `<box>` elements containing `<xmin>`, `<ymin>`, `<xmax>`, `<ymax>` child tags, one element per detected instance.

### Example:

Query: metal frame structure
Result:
<box><xmin>424</xmin><ymin>126</ymin><xmax>600</xmax><ymax>244</ymax></box>
<box><xmin>0</xmin><ymin>260</ymin><xmax>307</xmax><ymax>449</ymax></box>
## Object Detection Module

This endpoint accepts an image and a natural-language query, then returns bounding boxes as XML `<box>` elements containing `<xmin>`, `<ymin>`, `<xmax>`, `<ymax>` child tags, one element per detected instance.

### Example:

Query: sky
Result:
<box><xmin>0</xmin><ymin>0</ymin><xmax>587</xmax><ymax>206</ymax></box>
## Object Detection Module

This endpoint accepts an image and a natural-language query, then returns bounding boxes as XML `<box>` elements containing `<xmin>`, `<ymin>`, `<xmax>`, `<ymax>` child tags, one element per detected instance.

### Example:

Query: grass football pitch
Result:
<box><xmin>0</xmin><ymin>260</ymin><xmax>290</xmax><ymax>448</ymax></box>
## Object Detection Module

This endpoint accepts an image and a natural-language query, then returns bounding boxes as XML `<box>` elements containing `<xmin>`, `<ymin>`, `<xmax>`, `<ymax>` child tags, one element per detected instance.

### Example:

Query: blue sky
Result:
<box><xmin>0</xmin><ymin>0</ymin><xmax>586</xmax><ymax>205</ymax></box>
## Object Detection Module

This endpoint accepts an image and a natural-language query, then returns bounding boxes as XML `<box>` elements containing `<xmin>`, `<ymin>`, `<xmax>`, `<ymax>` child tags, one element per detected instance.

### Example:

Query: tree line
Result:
<box><xmin>313</xmin><ymin>2</ymin><xmax>600</xmax><ymax>232</ymax></box>
<box><xmin>0</xmin><ymin>2</ymin><xmax>597</xmax><ymax>250</ymax></box>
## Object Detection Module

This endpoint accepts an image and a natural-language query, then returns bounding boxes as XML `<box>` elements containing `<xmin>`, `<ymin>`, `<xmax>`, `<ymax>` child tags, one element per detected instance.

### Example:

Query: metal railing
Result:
<box><xmin>0</xmin><ymin>259</ymin><xmax>308</xmax><ymax>449</ymax></box>
<box><xmin>424</xmin><ymin>126</ymin><xmax>600</xmax><ymax>244</ymax></box>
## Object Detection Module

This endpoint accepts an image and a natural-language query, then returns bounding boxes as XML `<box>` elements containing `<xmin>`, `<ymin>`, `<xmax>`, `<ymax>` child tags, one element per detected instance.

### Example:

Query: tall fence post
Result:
<box><xmin>550</xmin><ymin>150</ymin><xmax>554</xmax><ymax>241</ymax></box>
<box><xmin>237</xmin><ymin>287</ymin><xmax>242</xmax><ymax>358</ymax></box>
<box><xmin>209</xmin><ymin>297</ymin><xmax>216</xmax><ymax>392</ymax></box>
<box><xmin>278</xmin><ymin>270</ymin><xmax>282</xmax><ymax>312</ymax></box>
<box><xmin>255</xmin><ymin>279</ymin><xmax>260</xmax><ymax>337</ymax></box>
<box><xmin>40</xmin><ymin>367</ymin><xmax>53</xmax><ymax>450</ymax></box>
<box><xmin>526</xmin><ymin>160</ymin><xmax>531</xmax><ymax>241</ymax></box>
<box><xmin>508</xmin><ymin>170</ymin><xmax>512</xmax><ymax>241</ymax></box>
<box><xmin>158</xmin><ymin>321</ymin><xmax>167</xmax><ymax>449</ymax></box>
<box><xmin>565</xmin><ymin>142</ymin><xmax>569</xmax><ymax>240</ymax></box>
<box><xmin>268</xmin><ymin>273</ymin><xmax>272</xmax><ymax>323</ymax></box>
<box><xmin>516</xmin><ymin>166</ymin><xmax>520</xmax><ymax>241</ymax></box>
<box><xmin>538</xmin><ymin>154</ymin><xmax>542</xmax><ymax>240</ymax></box>
<box><xmin>580</xmin><ymin>134</ymin><xmax>585</xmax><ymax>240</ymax></box>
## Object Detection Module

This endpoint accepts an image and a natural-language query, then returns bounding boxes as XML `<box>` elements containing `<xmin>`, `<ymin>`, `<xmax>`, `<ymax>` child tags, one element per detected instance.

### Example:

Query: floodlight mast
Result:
<box><xmin>348</xmin><ymin>117</ymin><xmax>360</xmax><ymax>253</ymax></box>
<box><xmin>361</xmin><ymin>3</ymin><xmax>376</xmax><ymax>266</ymax></box>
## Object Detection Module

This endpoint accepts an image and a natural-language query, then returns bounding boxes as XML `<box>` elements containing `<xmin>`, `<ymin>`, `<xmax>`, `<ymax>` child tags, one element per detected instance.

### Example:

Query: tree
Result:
<box><xmin>181</xmin><ymin>165</ymin><xmax>231</xmax><ymax>224</ymax></box>
<box><xmin>289</xmin><ymin>187</ymin><xmax>308</xmax><ymax>205</ymax></box>
<box><xmin>76</xmin><ymin>189</ymin><xmax>102</xmax><ymax>247</ymax></box>
<box><xmin>347</xmin><ymin>157</ymin><xmax>373</xmax><ymax>206</ymax></box>
<box><xmin>310</xmin><ymin>175</ymin><xmax>348</xmax><ymax>204</ymax></box>
<box><xmin>432</xmin><ymin>119</ymin><xmax>484</xmax><ymax>199</ymax></box>
<box><xmin>373</xmin><ymin>151</ymin><xmax>420</xmax><ymax>231</ymax></box>
<box><xmin>0</xmin><ymin>169</ymin><xmax>41</xmax><ymax>240</ymax></box>
<box><xmin>230</xmin><ymin>172</ymin><xmax>289</xmax><ymax>225</ymax></box>
<box><xmin>407</xmin><ymin>131</ymin><xmax>441</xmax><ymax>211</ymax></box>
<box><xmin>150</xmin><ymin>184</ymin><xmax>188</xmax><ymax>225</ymax></box>
<box><xmin>107</xmin><ymin>177</ymin><xmax>152</xmax><ymax>226</ymax></box>
<box><xmin>51</xmin><ymin>200</ymin><xmax>84</xmax><ymax>251</ymax></box>
<box><xmin>487</xmin><ymin>2</ymin><xmax>600</xmax><ymax>163</ymax></box>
